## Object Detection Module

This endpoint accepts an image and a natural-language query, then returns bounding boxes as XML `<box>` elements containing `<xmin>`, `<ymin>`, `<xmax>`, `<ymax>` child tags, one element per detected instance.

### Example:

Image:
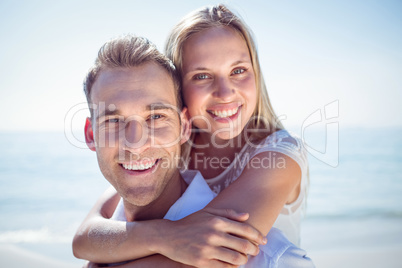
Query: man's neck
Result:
<box><xmin>123</xmin><ymin>170</ymin><xmax>188</xmax><ymax>222</ymax></box>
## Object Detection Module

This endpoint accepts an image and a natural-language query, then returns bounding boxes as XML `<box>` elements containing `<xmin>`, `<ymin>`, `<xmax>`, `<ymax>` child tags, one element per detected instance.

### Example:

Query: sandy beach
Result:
<box><xmin>309</xmin><ymin>246</ymin><xmax>402</xmax><ymax>268</ymax></box>
<box><xmin>0</xmin><ymin>244</ymin><xmax>81</xmax><ymax>268</ymax></box>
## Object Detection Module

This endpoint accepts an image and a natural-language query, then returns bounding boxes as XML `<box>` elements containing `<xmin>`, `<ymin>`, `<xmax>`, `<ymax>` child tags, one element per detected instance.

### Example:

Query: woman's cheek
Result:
<box><xmin>183</xmin><ymin>87</ymin><xmax>201</xmax><ymax>112</ymax></box>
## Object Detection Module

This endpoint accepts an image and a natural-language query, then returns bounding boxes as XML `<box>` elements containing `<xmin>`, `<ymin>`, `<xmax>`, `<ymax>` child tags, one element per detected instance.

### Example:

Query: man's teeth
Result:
<box><xmin>123</xmin><ymin>161</ymin><xmax>156</xmax><ymax>171</ymax></box>
<box><xmin>209</xmin><ymin>107</ymin><xmax>240</xmax><ymax>118</ymax></box>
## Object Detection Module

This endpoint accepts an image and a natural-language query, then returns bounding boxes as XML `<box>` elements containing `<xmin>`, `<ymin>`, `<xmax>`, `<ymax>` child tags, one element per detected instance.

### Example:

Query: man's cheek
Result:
<box><xmin>152</xmin><ymin>127</ymin><xmax>181</xmax><ymax>148</ymax></box>
<box><xmin>95</xmin><ymin>129</ymin><xmax>121</xmax><ymax>149</ymax></box>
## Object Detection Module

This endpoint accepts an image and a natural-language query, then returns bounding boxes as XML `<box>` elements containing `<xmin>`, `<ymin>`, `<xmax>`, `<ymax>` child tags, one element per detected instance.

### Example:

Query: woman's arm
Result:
<box><xmin>84</xmin><ymin>255</ymin><xmax>189</xmax><ymax>268</ymax></box>
<box><xmin>73</xmin><ymin>188</ymin><xmax>266</xmax><ymax>265</ymax></box>
<box><xmin>73</xmin><ymin>186</ymin><xmax>178</xmax><ymax>263</ymax></box>
<box><xmin>86</xmin><ymin>254</ymin><xmax>245</xmax><ymax>268</ymax></box>
<box><xmin>205</xmin><ymin>152</ymin><xmax>302</xmax><ymax>236</ymax></box>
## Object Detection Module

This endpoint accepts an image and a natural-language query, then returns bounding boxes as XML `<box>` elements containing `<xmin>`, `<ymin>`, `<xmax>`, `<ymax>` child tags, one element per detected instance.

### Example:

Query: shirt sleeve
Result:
<box><xmin>277</xmin><ymin>245</ymin><xmax>315</xmax><ymax>268</ymax></box>
<box><xmin>248</xmin><ymin>130</ymin><xmax>308</xmax><ymax>173</ymax></box>
<box><xmin>243</xmin><ymin>228</ymin><xmax>314</xmax><ymax>268</ymax></box>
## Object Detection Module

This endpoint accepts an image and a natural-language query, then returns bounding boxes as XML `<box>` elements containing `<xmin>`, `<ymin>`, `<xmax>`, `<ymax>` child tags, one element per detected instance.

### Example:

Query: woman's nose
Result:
<box><xmin>212</xmin><ymin>77</ymin><xmax>235</xmax><ymax>101</ymax></box>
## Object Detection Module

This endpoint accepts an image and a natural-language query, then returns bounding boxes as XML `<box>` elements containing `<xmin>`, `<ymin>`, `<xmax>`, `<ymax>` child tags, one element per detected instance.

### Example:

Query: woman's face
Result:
<box><xmin>181</xmin><ymin>26</ymin><xmax>257</xmax><ymax>141</ymax></box>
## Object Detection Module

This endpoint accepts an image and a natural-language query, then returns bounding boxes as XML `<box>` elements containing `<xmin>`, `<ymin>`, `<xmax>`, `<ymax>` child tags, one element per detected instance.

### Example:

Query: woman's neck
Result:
<box><xmin>189</xmin><ymin>132</ymin><xmax>245</xmax><ymax>179</ymax></box>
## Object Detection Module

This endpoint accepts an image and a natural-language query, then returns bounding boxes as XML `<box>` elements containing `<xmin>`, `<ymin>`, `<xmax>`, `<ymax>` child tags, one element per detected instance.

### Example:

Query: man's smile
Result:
<box><xmin>120</xmin><ymin>158</ymin><xmax>160</xmax><ymax>173</ymax></box>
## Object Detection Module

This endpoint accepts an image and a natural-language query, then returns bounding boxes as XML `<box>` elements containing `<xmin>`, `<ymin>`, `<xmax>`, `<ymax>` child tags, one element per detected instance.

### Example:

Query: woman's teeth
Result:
<box><xmin>209</xmin><ymin>107</ymin><xmax>239</xmax><ymax>118</ymax></box>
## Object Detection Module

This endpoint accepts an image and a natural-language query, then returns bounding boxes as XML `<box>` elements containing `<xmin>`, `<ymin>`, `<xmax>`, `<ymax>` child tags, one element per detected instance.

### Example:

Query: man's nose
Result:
<box><xmin>122</xmin><ymin>119</ymin><xmax>150</xmax><ymax>154</ymax></box>
<box><xmin>212</xmin><ymin>77</ymin><xmax>235</xmax><ymax>101</ymax></box>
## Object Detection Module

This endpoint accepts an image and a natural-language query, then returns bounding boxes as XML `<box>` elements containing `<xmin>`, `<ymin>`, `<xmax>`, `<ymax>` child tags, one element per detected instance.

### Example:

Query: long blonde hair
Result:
<box><xmin>165</xmin><ymin>4</ymin><xmax>284</xmax><ymax>162</ymax></box>
<box><xmin>166</xmin><ymin>4</ymin><xmax>309</xmax><ymax>206</ymax></box>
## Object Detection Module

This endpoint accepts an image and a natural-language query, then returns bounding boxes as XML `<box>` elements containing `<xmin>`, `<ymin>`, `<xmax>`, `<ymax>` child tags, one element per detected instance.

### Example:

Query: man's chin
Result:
<box><xmin>123</xmin><ymin>188</ymin><xmax>159</xmax><ymax>207</ymax></box>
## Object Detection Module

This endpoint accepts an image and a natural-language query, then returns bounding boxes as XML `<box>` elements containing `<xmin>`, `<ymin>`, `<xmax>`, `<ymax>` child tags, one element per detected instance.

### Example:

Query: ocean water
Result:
<box><xmin>0</xmin><ymin>127</ymin><xmax>401</xmax><ymax>264</ymax></box>
<box><xmin>299</xmin><ymin>127</ymin><xmax>402</xmax><ymax>252</ymax></box>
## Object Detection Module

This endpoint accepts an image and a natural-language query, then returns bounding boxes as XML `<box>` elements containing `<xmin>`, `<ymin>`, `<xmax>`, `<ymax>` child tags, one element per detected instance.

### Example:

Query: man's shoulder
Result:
<box><xmin>163</xmin><ymin>170</ymin><xmax>215</xmax><ymax>221</ymax></box>
<box><xmin>180</xmin><ymin>169</ymin><xmax>216</xmax><ymax>198</ymax></box>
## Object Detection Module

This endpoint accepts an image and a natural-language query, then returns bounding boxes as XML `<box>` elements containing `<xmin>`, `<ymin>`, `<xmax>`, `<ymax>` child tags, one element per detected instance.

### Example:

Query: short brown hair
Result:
<box><xmin>84</xmin><ymin>35</ymin><xmax>182</xmax><ymax>112</ymax></box>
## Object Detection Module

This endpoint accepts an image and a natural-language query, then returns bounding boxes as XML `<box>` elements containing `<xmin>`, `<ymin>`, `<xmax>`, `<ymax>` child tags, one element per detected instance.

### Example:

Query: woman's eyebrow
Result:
<box><xmin>187</xmin><ymin>60</ymin><xmax>251</xmax><ymax>71</ymax></box>
<box><xmin>230</xmin><ymin>60</ymin><xmax>251</xmax><ymax>67</ymax></box>
<box><xmin>191</xmin><ymin>67</ymin><xmax>208</xmax><ymax>71</ymax></box>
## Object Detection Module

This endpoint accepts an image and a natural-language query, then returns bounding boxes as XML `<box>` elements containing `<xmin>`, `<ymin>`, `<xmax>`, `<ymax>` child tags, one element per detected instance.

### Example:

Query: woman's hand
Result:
<box><xmin>154</xmin><ymin>207</ymin><xmax>267</xmax><ymax>267</ymax></box>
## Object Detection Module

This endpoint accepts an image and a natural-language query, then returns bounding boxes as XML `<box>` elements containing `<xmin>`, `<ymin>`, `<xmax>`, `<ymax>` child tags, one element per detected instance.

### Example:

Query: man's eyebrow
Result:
<box><xmin>146</xmin><ymin>103</ymin><xmax>177</xmax><ymax>112</ymax></box>
<box><xmin>94</xmin><ymin>103</ymin><xmax>176</xmax><ymax>120</ymax></box>
<box><xmin>96</xmin><ymin>109</ymin><xmax>121</xmax><ymax>120</ymax></box>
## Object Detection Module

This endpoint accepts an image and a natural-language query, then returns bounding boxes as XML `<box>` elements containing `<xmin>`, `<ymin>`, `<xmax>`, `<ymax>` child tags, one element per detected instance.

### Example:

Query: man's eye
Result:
<box><xmin>106</xmin><ymin>118</ymin><xmax>121</xmax><ymax>124</ymax></box>
<box><xmin>150</xmin><ymin>114</ymin><xmax>163</xmax><ymax>120</ymax></box>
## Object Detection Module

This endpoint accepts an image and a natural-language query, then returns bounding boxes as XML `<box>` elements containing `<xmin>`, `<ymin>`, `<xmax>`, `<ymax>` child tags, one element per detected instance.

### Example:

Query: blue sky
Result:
<box><xmin>0</xmin><ymin>0</ymin><xmax>401</xmax><ymax>131</ymax></box>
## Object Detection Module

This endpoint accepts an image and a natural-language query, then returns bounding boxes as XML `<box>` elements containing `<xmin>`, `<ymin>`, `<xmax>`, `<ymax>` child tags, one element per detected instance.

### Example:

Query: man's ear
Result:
<box><xmin>85</xmin><ymin>117</ymin><xmax>96</xmax><ymax>151</ymax></box>
<box><xmin>179</xmin><ymin>107</ymin><xmax>191</xmax><ymax>145</ymax></box>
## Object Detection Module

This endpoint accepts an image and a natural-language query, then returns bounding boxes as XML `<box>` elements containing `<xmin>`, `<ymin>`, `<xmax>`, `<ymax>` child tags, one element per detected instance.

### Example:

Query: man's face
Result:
<box><xmin>85</xmin><ymin>62</ymin><xmax>188</xmax><ymax>208</ymax></box>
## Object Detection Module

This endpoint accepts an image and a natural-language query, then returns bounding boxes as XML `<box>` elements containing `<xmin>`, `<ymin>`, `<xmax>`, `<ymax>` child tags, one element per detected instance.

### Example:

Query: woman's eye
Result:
<box><xmin>232</xmin><ymin>68</ymin><xmax>246</xmax><ymax>75</ymax></box>
<box><xmin>194</xmin><ymin>73</ymin><xmax>210</xmax><ymax>80</ymax></box>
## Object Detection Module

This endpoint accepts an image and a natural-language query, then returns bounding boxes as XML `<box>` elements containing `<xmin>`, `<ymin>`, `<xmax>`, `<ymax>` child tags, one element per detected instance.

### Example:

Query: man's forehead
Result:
<box><xmin>94</xmin><ymin>87</ymin><xmax>172</xmax><ymax>104</ymax></box>
<box><xmin>90</xmin><ymin>65</ymin><xmax>177</xmax><ymax>112</ymax></box>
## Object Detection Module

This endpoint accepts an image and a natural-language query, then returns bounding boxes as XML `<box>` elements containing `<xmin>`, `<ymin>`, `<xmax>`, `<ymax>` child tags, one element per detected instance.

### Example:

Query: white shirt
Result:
<box><xmin>112</xmin><ymin>170</ymin><xmax>314</xmax><ymax>267</ymax></box>
<box><xmin>191</xmin><ymin>129</ymin><xmax>308</xmax><ymax>246</ymax></box>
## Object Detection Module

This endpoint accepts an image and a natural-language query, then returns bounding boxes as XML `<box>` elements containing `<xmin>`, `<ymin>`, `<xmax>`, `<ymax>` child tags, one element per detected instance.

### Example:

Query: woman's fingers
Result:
<box><xmin>158</xmin><ymin>208</ymin><xmax>266</xmax><ymax>267</ymax></box>
<box><xmin>219</xmin><ymin>233</ymin><xmax>260</xmax><ymax>256</ymax></box>
<box><xmin>203</xmin><ymin>208</ymin><xmax>267</xmax><ymax>246</ymax></box>
<box><xmin>189</xmin><ymin>244</ymin><xmax>249</xmax><ymax>267</ymax></box>
<box><xmin>224</xmin><ymin>217</ymin><xmax>267</xmax><ymax>246</ymax></box>
<box><xmin>210</xmin><ymin>242</ymin><xmax>251</xmax><ymax>265</ymax></box>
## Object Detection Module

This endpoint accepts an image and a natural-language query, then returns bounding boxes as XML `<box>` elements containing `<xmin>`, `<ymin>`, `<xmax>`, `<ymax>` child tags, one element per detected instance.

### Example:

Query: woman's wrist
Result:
<box><xmin>141</xmin><ymin>219</ymin><xmax>173</xmax><ymax>256</ymax></box>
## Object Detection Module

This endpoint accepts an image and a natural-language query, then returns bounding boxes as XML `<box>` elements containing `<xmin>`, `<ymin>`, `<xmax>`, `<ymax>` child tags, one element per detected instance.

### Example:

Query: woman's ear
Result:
<box><xmin>85</xmin><ymin>117</ymin><xmax>96</xmax><ymax>151</ymax></box>
<box><xmin>179</xmin><ymin>107</ymin><xmax>191</xmax><ymax>145</ymax></box>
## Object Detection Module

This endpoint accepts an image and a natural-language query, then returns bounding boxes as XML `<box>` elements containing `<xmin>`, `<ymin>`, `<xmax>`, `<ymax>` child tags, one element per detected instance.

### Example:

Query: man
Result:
<box><xmin>80</xmin><ymin>35</ymin><xmax>314</xmax><ymax>267</ymax></box>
